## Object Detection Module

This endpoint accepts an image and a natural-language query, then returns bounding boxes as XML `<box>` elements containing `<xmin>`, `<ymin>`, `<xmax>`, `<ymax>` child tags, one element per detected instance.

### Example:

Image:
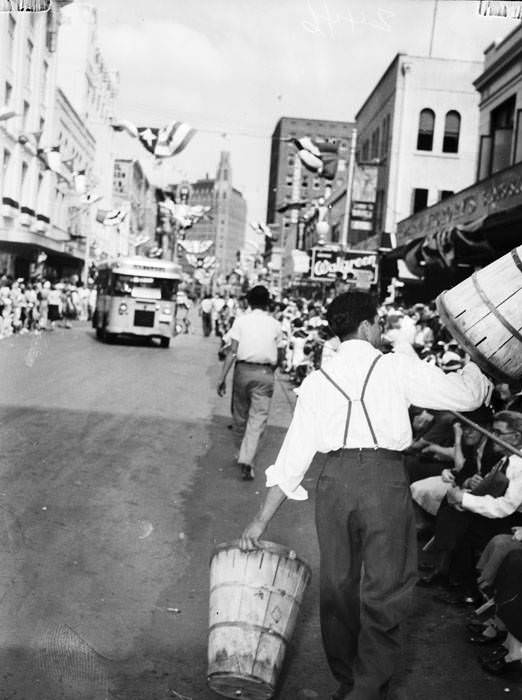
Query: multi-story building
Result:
<box><xmin>265</xmin><ymin>116</ymin><xmax>355</xmax><ymax>285</ymax></box>
<box><xmin>475</xmin><ymin>26</ymin><xmax>522</xmax><ymax>180</ymax></box>
<box><xmin>0</xmin><ymin>1</ymin><xmax>94</xmax><ymax>280</ymax></box>
<box><xmin>56</xmin><ymin>2</ymin><xmax>119</xmax><ymax>260</ymax></box>
<box><xmin>172</xmin><ymin>151</ymin><xmax>247</xmax><ymax>277</ymax></box>
<box><xmin>49</xmin><ymin>86</ymin><xmax>95</xmax><ymax>269</ymax></box>
<box><xmin>112</xmin><ymin>158</ymin><xmax>156</xmax><ymax>257</ymax></box>
<box><xmin>392</xmin><ymin>24</ymin><xmax>522</xmax><ymax>299</ymax></box>
<box><xmin>355</xmin><ymin>54</ymin><xmax>482</xmax><ymax>250</ymax></box>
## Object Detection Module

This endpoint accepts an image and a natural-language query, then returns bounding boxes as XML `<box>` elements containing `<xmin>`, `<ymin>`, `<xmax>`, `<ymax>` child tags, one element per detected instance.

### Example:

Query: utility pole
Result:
<box><xmin>429</xmin><ymin>0</ymin><xmax>438</xmax><ymax>57</ymax></box>
<box><xmin>340</xmin><ymin>127</ymin><xmax>357</xmax><ymax>249</ymax></box>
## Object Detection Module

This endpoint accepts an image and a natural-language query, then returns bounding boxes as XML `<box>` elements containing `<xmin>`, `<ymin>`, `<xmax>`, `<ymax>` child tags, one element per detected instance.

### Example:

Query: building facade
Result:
<box><xmin>0</xmin><ymin>1</ymin><xmax>95</xmax><ymax>280</ymax></box>
<box><xmin>355</xmin><ymin>54</ymin><xmax>482</xmax><ymax>250</ymax></box>
<box><xmin>391</xmin><ymin>24</ymin><xmax>522</xmax><ymax>299</ymax></box>
<box><xmin>172</xmin><ymin>151</ymin><xmax>247</xmax><ymax>279</ymax></box>
<box><xmin>475</xmin><ymin>26</ymin><xmax>522</xmax><ymax>181</ymax></box>
<box><xmin>265</xmin><ymin>116</ymin><xmax>355</xmax><ymax>285</ymax></box>
<box><xmin>56</xmin><ymin>2</ymin><xmax>119</xmax><ymax>262</ymax></box>
<box><xmin>112</xmin><ymin>158</ymin><xmax>156</xmax><ymax>257</ymax></box>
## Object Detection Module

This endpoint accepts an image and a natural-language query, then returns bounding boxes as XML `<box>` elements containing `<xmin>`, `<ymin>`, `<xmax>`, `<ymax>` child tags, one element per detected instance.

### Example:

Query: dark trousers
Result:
<box><xmin>433</xmin><ymin>498</ymin><xmax>522</xmax><ymax>586</ymax></box>
<box><xmin>315</xmin><ymin>449</ymin><xmax>417</xmax><ymax>699</ymax></box>
<box><xmin>201</xmin><ymin>312</ymin><xmax>212</xmax><ymax>337</ymax></box>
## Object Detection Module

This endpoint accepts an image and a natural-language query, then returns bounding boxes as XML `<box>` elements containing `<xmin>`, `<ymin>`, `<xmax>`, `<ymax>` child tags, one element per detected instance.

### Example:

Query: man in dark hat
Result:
<box><xmin>217</xmin><ymin>285</ymin><xmax>282</xmax><ymax>481</ymax></box>
<box><xmin>240</xmin><ymin>291</ymin><xmax>491</xmax><ymax>700</ymax></box>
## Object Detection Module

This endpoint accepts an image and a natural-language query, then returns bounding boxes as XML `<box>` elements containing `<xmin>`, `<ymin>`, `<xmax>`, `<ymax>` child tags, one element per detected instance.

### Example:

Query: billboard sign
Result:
<box><xmin>351</xmin><ymin>163</ymin><xmax>378</xmax><ymax>232</ymax></box>
<box><xmin>309</xmin><ymin>247</ymin><xmax>378</xmax><ymax>288</ymax></box>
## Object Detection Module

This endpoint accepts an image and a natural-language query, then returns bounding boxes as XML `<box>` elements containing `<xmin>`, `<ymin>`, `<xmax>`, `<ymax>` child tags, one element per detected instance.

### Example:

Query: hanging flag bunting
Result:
<box><xmin>137</xmin><ymin>127</ymin><xmax>160</xmax><ymax>155</ymax></box>
<box><xmin>74</xmin><ymin>169</ymin><xmax>87</xmax><ymax>195</ymax></box>
<box><xmin>96</xmin><ymin>208</ymin><xmax>127</xmax><ymax>226</ymax></box>
<box><xmin>42</xmin><ymin>145</ymin><xmax>62</xmax><ymax>173</ymax></box>
<box><xmin>276</xmin><ymin>200</ymin><xmax>309</xmax><ymax>213</ymax></box>
<box><xmin>80</xmin><ymin>191</ymin><xmax>102</xmax><ymax>206</ymax></box>
<box><xmin>38</xmin><ymin>146</ymin><xmax>74</xmax><ymax>186</ymax></box>
<box><xmin>184</xmin><ymin>253</ymin><xmax>216</xmax><ymax>270</ymax></box>
<box><xmin>0</xmin><ymin>106</ymin><xmax>18</xmax><ymax>122</ymax></box>
<box><xmin>290</xmin><ymin>137</ymin><xmax>340</xmax><ymax>180</ymax></box>
<box><xmin>187</xmin><ymin>204</ymin><xmax>212</xmax><ymax>222</ymax></box>
<box><xmin>155</xmin><ymin>120</ymin><xmax>196</xmax><ymax>158</ymax></box>
<box><xmin>110</xmin><ymin>119</ymin><xmax>139</xmax><ymax>139</ymax></box>
<box><xmin>249</xmin><ymin>221</ymin><xmax>273</xmax><ymax>238</ymax></box>
<box><xmin>159</xmin><ymin>199</ymin><xmax>211</xmax><ymax>228</ymax></box>
<box><xmin>178</xmin><ymin>239</ymin><xmax>214</xmax><ymax>255</ymax></box>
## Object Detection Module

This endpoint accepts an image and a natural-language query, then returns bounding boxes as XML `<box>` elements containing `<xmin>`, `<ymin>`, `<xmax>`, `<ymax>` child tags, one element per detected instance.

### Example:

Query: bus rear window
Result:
<box><xmin>112</xmin><ymin>274</ymin><xmax>175</xmax><ymax>300</ymax></box>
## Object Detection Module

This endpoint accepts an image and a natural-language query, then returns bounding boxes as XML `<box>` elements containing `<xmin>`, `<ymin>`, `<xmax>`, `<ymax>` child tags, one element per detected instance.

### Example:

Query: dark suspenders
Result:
<box><xmin>319</xmin><ymin>355</ymin><xmax>382</xmax><ymax>449</ymax></box>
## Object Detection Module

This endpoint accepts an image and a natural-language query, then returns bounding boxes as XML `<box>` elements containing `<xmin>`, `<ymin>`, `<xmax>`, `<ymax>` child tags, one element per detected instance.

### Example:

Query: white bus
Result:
<box><xmin>92</xmin><ymin>256</ymin><xmax>182</xmax><ymax>347</ymax></box>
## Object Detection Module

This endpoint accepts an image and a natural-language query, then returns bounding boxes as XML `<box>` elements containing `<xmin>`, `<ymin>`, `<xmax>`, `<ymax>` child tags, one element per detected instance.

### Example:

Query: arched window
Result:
<box><xmin>443</xmin><ymin>110</ymin><xmax>461</xmax><ymax>153</ymax></box>
<box><xmin>417</xmin><ymin>109</ymin><xmax>435</xmax><ymax>151</ymax></box>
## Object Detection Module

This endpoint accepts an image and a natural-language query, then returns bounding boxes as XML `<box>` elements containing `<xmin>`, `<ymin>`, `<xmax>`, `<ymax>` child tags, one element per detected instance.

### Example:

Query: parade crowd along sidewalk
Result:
<box><xmin>5</xmin><ymin>270</ymin><xmax>522</xmax><ymax>680</ymax></box>
<box><xmin>0</xmin><ymin>274</ymin><xmax>97</xmax><ymax>338</ymax></box>
<box><xmin>211</xmin><ymin>290</ymin><xmax>522</xmax><ymax>681</ymax></box>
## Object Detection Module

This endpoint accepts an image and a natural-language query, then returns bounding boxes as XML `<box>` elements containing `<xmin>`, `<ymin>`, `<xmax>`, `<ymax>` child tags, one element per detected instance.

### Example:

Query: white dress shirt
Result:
<box><xmin>200</xmin><ymin>298</ymin><xmax>213</xmax><ymax>314</ymax></box>
<box><xmin>462</xmin><ymin>455</ymin><xmax>522</xmax><ymax>518</ymax></box>
<box><xmin>228</xmin><ymin>309</ymin><xmax>283</xmax><ymax>364</ymax></box>
<box><xmin>266</xmin><ymin>339</ymin><xmax>492</xmax><ymax>500</ymax></box>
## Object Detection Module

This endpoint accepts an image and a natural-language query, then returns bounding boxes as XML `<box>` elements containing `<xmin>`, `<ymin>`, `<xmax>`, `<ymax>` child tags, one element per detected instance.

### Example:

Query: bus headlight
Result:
<box><xmin>162</xmin><ymin>305</ymin><xmax>172</xmax><ymax>315</ymax></box>
<box><xmin>118</xmin><ymin>302</ymin><xmax>128</xmax><ymax>315</ymax></box>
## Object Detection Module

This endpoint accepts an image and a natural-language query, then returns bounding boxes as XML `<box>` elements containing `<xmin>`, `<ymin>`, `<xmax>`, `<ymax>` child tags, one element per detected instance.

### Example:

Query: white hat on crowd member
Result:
<box><xmin>440</xmin><ymin>350</ymin><xmax>464</xmax><ymax>372</ymax></box>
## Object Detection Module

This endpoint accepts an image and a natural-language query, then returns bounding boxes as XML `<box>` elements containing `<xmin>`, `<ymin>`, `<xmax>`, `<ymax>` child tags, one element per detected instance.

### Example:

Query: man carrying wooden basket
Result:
<box><xmin>240</xmin><ymin>291</ymin><xmax>492</xmax><ymax>700</ymax></box>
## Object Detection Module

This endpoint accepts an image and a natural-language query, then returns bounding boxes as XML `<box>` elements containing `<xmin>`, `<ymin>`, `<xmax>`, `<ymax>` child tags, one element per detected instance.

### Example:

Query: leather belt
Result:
<box><xmin>237</xmin><ymin>360</ymin><xmax>274</xmax><ymax>368</ymax></box>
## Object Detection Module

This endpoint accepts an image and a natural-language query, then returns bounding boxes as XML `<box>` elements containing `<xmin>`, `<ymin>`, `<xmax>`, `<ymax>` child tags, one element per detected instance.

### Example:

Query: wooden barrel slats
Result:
<box><xmin>436</xmin><ymin>246</ymin><xmax>522</xmax><ymax>382</ymax></box>
<box><xmin>207</xmin><ymin>542</ymin><xmax>311</xmax><ymax>699</ymax></box>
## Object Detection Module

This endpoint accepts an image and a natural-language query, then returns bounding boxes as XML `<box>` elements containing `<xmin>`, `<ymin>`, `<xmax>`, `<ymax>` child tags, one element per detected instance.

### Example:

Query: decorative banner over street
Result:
<box><xmin>178</xmin><ymin>239</ymin><xmax>214</xmax><ymax>255</ymax></box>
<box><xmin>111</xmin><ymin>118</ymin><xmax>197</xmax><ymax>159</ymax></box>
<box><xmin>290</xmin><ymin>137</ymin><xmax>340</xmax><ymax>180</ymax></box>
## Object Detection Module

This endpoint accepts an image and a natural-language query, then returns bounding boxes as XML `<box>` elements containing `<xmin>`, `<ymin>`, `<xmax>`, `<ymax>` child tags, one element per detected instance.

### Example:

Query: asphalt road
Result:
<box><xmin>0</xmin><ymin>320</ymin><xmax>520</xmax><ymax>700</ymax></box>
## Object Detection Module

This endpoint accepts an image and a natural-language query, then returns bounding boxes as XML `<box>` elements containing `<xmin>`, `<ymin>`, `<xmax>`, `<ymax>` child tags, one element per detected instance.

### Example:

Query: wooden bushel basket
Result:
<box><xmin>207</xmin><ymin>540</ymin><xmax>311</xmax><ymax>699</ymax></box>
<box><xmin>436</xmin><ymin>246</ymin><xmax>522</xmax><ymax>382</ymax></box>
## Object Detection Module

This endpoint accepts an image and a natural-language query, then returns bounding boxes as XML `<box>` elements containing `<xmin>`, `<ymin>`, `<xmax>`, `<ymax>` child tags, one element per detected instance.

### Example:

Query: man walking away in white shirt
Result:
<box><xmin>240</xmin><ymin>291</ymin><xmax>491</xmax><ymax>700</ymax></box>
<box><xmin>200</xmin><ymin>294</ymin><xmax>213</xmax><ymax>337</ymax></box>
<box><xmin>217</xmin><ymin>285</ymin><xmax>283</xmax><ymax>481</ymax></box>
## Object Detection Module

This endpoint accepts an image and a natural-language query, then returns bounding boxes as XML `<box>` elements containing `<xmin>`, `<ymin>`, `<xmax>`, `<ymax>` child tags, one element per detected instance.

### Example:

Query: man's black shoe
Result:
<box><xmin>468</xmin><ymin>629</ymin><xmax>507</xmax><ymax>645</ymax></box>
<box><xmin>240</xmin><ymin>464</ymin><xmax>255</xmax><ymax>481</ymax></box>
<box><xmin>466</xmin><ymin>621</ymin><xmax>487</xmax><ymax>635</ymax></box>
<box><xmin>479</xmin><ymin>648</ymin><xmax>522</xmax><ymax>677</ymax></box>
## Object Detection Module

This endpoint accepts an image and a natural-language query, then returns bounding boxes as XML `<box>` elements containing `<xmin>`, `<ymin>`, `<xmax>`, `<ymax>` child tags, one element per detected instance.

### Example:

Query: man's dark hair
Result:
<box><xmin>326</xmin><ymin>291</ymin><xmax>378</xmax><ymax>339</ymax></box>
<box><xmin>247</xmin><ymin>285</ymin><xmax>270</xmax><ymax>309</ymax></box>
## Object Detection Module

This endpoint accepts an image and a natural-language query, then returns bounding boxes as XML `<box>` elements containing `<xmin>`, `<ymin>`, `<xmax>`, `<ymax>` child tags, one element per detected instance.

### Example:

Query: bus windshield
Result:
<box><xmin>112</xmin><ymin>274</ymin><xmax>176</xmax><ymax>301</ymax></box>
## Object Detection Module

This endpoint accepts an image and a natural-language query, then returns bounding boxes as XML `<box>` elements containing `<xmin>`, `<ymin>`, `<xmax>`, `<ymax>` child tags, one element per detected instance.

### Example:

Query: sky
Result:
<box><xmin>80</xmin><ymin>0</ymin><xmax>520</xmax><ymax>228</ymax></box>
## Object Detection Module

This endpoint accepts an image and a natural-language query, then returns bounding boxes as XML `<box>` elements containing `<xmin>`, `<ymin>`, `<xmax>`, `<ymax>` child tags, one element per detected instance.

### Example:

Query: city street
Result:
<box><xmin>0</xmin><ymin>321</ymin><xmax>517</xmax><ymax>700</ymax></box>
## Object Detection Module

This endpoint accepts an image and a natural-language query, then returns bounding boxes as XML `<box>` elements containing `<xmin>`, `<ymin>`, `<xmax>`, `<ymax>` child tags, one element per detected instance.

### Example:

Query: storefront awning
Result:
<box><xmin>393</xmin><ymin>161</ymin><xmax>522</xmax><ymax>279</ymax></box>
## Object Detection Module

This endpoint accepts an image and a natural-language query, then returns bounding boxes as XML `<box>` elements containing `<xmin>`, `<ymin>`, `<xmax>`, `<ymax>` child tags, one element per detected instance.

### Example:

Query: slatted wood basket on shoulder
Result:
<box><xmin>436</xmin><ymin>246</ymin><xmax>522</xmax><ymax>382</ymax></box>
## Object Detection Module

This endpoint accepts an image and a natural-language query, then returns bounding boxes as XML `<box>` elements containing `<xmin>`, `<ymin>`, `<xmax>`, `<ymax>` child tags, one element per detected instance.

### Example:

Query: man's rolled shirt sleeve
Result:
<box><xmin>397</xmin><ymin>352</ymin><xmax>492</xmax><ymax>412</ymax></box>
<box><xmin>462</xmin><ymin>464</ymin><xmax>522</xmax><ymax>519</ymax></box>
<box><xmin>265</xmin><ymin>382</ymin><xmax>318</xmax><ymax>500</ymax></box>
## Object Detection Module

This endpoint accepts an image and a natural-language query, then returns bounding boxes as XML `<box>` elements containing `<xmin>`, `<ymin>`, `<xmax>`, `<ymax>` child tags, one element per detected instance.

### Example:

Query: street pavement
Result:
<box><xmin>0</xmin><ymin>321</ymin><xmax>520</xmax><ymax>699</ymax></box>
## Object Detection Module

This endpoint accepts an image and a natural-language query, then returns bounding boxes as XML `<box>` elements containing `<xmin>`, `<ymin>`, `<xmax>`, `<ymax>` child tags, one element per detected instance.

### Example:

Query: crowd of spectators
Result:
<box><xmin>0</xmin><ymin>274</ymin><xmax>96</xmax><ymax>338</ymax></box>
<box><xmin>213</xmin><ymin>288</ymin><xmax>522</xmax><ymax>680</ymax></box>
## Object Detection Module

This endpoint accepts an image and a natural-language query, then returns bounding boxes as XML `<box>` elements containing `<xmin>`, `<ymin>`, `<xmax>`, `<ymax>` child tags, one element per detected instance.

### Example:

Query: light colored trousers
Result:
<box><xmin>231</xmin><ymin>362</ymin><xmax>275</xmax><ymax>467</ymax></box>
